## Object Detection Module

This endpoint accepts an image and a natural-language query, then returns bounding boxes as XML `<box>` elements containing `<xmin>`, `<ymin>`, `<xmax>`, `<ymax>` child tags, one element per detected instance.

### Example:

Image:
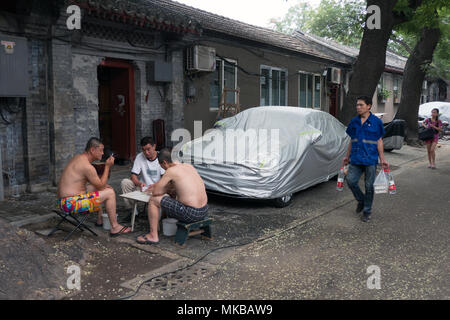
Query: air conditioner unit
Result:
<box><xmin>186</xmin><ymin>45</ymin><xmax>216</xmax><ymax>72</ymax></box>
<box><xmin>328</xmin><ymin>67</ymin><xmax>342</xmax><ymax>84</ymax></box>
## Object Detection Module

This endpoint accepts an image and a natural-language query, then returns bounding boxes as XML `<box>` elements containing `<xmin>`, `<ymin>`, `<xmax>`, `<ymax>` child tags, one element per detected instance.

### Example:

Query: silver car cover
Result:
<box><xmin>178</xmin><ymin>106</ymin><xmax>350</xmax><ymax>199</ymax></box>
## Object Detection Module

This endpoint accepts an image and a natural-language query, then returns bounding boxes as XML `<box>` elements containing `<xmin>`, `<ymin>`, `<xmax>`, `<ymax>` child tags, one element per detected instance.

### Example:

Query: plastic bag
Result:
<box><xmin>373</xmin><ymin>170</ymin><xmax>389</xmax><ymax>194</ymax></box>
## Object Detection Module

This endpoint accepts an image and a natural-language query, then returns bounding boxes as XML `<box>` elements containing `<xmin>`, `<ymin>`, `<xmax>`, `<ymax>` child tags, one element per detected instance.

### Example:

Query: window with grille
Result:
<box><xmin>260</xmin><ymin>66</ymin><xmax>288</xmax><ymax>106</ymax></box>
<box><xmin>210</xmin><ymin>58</ymin><xmax>237</xmax><ymax>111</ymax></box>
<box><xmin>299</xmin><ymin>72</ymin><xmax>321</xmax><ymax>108</ymax></box>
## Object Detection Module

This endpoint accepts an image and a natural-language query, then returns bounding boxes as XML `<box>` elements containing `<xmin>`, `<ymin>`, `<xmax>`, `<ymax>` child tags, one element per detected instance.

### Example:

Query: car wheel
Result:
<box><xmin>273</xmin><ymin>193</ymin><xmax>293</xmax><ymax>208</ymax></box>
<box><xmin>384</xmin><ymin>148</ymin><xmax>394</xmax><ymax>152</ymax></box>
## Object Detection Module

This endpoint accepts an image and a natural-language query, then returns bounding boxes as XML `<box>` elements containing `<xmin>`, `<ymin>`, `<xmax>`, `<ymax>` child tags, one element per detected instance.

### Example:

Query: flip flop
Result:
<box><xmin>95</xmin><ymin>222</ymin><xmax>103</xmax><ymax>228</ymax></box>
<box><xmin>136</xmin><ymin>234</ymin><xmax>159</xmax><ymax>245</ymax></box>
<box><xmin>110</xmin><ymin>226</ymin><xmax>132</xmax><ymax>237</ymax></box>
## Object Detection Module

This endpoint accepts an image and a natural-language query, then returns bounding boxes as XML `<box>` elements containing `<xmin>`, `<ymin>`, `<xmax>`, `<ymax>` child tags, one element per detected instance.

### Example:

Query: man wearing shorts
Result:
<box><xmin>136</xmin><ymin>148</ymin><xmax>208</xmax><ymax>245</ymax></box>
<box><xmin>57</xmin><ymin>137</ymin><xmax>131</xmax><ymax>236</ymax></box>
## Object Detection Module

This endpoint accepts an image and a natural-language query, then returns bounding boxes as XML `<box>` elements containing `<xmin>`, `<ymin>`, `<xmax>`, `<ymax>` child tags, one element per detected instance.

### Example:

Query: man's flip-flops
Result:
<box><xmin>136</xmin><ymin>235</ymin><xmax>159</xmax><ymax>245</ymax></box>
<box><xmin>110</xmin><ymin>226</ymin><xmax>132</xmax><ymax>237</ymax></box>
<box><xmin>95</xmin><ymin>222</ymin><xmax>103</xmax><ymax>228</ymax></box>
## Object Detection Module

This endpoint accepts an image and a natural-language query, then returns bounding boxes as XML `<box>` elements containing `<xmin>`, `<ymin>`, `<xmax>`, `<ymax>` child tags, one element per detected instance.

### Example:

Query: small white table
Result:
<box><xmin>120</xmin><ymin>191</ymin><xmax>151</xmax><ymax>232</ymax></box>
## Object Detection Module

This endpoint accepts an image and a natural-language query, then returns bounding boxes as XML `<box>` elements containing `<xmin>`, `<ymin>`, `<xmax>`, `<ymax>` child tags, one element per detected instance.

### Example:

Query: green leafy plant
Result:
<box><xmin>377</xmin><ymin>88</ymin><xmax>391</xmax><ymax>101</ymax></box>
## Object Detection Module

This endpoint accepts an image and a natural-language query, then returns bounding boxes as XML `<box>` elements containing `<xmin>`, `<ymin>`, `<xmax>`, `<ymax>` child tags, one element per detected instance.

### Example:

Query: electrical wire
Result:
<box><xmin>116</xmin><ymin>241</ymin><xmax>248</xmax><ymax>300</ymax></box>
<box><xmin>116</xmin><ymin>198</ymin><xmax>353</xmax><ymax>300</ymax></box>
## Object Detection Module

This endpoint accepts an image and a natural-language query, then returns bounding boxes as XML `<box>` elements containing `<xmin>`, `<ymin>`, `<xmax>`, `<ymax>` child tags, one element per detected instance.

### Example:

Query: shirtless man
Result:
<box><xmin>136</xmin><ymin>148</ymin><xmax>208</xmax><ymax>244</ymax></box>
<box><xmin>57</xmin><ymin>137</ymin><xmax>131</xmax><ymax>237</ymax></box>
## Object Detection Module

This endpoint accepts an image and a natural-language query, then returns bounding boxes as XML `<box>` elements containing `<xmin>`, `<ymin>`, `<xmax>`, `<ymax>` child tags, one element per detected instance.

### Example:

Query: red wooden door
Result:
<box><xmin>110</xmin><ymin>68</ymin><xmax>130</xmax><ymax>159</ymax></box>
<box><xmin>99</xmin><ymin>59</ymin><xmax>136</xmax><ymax>161</ymax></box>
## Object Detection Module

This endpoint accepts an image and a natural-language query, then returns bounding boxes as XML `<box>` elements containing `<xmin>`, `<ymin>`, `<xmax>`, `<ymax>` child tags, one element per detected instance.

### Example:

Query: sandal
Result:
<box><xmin>110</xmin><ymin>226</ymin><xmax>132</xmax><ymax>237</ymax></box>
<box><xmin>136</xmin><ymin>234</ymin><xmax>159</xmax><ymax>245</ymax></box>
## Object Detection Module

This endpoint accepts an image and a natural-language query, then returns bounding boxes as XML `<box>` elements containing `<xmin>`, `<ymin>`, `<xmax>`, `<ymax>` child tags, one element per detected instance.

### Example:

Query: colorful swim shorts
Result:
<box><xmin>57</xmin><ymin>192</ymin><xmax>101</xmax><ymax>214</ymax></box>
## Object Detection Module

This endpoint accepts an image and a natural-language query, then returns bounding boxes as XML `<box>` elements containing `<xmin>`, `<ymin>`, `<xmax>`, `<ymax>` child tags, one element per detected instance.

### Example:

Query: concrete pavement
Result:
<box><xmin>0</xmin><ymin>142</ymin><xmax>448</xmax><ymax>299</ymax></box>
<box><xmin>129</xmin><ymin>142</ymin><xmax>450</xmax><ymax>300</ymax></box>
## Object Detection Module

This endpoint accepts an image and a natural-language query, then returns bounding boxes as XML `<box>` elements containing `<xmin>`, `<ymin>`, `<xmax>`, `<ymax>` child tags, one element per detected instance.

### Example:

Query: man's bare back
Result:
<box><xmin>163</xmin><ymin>163</ymin><xmax>207</xmax><ymax>208</ymax></box>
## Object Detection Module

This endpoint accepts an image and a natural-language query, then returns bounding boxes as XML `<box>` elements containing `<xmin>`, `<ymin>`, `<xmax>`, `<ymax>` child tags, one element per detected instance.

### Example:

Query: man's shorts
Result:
<box><xmin>160</xmin><ymin>196</ymin><xmax>208</xmax><ymax>223</ymax></box>
<box><xmin>57</xmin><ymin>192</ymin><xmax>101</xmax><ymax>214</ymax></box>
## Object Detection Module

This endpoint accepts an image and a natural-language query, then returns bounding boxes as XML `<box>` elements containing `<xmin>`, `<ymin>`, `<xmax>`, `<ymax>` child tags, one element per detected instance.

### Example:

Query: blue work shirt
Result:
<box><xmin>346</xmin><ymin>112</ymin><xmax>385</xmax><ymax>166</ymax></box>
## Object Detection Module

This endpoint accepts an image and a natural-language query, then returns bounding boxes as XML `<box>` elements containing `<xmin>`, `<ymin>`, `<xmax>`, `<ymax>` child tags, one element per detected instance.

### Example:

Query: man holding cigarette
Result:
<box><xmin>120</xmin><ymin>137</ymin><xmax>165</xmax><ymax>208</ymax></box>
<box><xmin>57</xmin><ymin>137</ymin><xmax>131</xmax><ymax>236</ymax></box>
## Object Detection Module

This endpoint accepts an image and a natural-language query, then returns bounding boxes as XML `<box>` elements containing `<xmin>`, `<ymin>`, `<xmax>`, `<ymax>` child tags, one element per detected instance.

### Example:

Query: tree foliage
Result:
<box><xmin>270</xmin><ymin>0</ymin><xmax>366</xmax><ymax>48</ymax></box>
<box><xmin>271</xmin><ymin>0</ymin><xmax>449</xmax><ymax>79</ymax></box>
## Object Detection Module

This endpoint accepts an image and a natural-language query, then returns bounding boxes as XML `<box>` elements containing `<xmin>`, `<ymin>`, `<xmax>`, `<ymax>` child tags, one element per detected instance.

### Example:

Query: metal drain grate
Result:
<box><xmin>143</xmin><ymin>263</ymin><xmax>212</xmax><ymax>292</ymax></box>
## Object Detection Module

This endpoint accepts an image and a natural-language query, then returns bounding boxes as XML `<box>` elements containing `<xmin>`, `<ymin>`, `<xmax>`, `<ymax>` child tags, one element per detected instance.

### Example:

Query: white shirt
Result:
<box><xmin>131</xmin><ymin>152</ymin><xmax>165</xmax><ymax>186</ymax></box>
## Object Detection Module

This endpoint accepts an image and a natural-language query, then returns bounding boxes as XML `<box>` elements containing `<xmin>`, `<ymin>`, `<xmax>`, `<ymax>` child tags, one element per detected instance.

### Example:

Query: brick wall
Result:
<box><xmin>72</xmin><ymin>54</ymin><xmax>103</xmax><ymax>152</ymax></box>
<box><xmin>1</xmin><ymin>6</ymin><xmax>188</xmax><ymax>194</ymax></box>
<box><xmin>135</xmin><ymin>53</ymin><xmax>185</xmax><ymax>150</ymax></box>
<box><xmin>0</xmin><ymin>36</ymin><xmax>50</xmax><ymax>195</ymax></box>
<box><xmin>49</xmin><ymin>38</ymin><xmax>76</xmax><ymax>185</ymax></box>
<box><xmin>25</xmin><ymin>39</ymin><xmax>51</xmax><ymax>189</ymax></box>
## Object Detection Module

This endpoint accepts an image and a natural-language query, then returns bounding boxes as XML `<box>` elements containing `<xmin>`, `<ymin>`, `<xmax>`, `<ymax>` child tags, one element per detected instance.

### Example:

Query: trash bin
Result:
<box><xmin>383</xmin><ymin>119</ymin><xmax>406</xmax><ymax>151</ymax></box>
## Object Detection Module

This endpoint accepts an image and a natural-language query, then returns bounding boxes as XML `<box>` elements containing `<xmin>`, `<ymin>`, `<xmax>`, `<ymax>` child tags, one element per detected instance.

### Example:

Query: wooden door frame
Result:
<box><xmin>99</xmin><ymin>58</ymin><xmax>136</xmax><ymax>159</ymax></box>
<box><xmin>328</xmin><ymin>83</ymin><xmax>340</xmax><ymax>118</ymax></box>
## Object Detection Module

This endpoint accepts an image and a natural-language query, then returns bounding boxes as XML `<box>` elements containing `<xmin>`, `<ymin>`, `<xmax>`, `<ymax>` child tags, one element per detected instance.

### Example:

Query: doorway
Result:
<box><xmin>97</xmin><ymin>59</ymin><xmax>136</xmax><ymax>163</ymax></box>
<box><xmin>328</xmin><ymin>84</ymin><xmax>340</xmax><ymax>118</ymax></box>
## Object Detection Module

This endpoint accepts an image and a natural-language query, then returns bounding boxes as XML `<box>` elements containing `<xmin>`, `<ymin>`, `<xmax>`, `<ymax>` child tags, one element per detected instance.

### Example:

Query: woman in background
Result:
<box><xmin>423</xmin><ymin>108</ymin><xmax>442</xmax><ymax>169</ymax></box>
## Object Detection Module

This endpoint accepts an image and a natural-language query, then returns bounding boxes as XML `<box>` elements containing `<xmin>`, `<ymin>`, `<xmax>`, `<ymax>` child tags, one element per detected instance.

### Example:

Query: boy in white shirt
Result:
<box><xmin>120</xmin><ymin>137</ymin><xmax>165</xmax><ymax>208</ymax></box>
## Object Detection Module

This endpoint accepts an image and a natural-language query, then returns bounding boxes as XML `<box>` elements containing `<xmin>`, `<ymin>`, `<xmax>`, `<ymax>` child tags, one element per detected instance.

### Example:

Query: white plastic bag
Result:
<box><xmin>373</xmin><ymin>170</ymin><xmax>389</xmax><ymax>194</ymax></box>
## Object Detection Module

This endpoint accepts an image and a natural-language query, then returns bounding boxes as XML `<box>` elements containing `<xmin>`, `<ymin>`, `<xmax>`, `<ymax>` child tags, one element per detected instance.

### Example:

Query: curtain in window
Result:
<box><xmin>314</xmin><ymin>75</ymin><xmax>321</xmax><ymax>108</ymax></box>
<box><xmin>299</xmin><ymin>73</ymin><xmax>307</xmax><ymax>107</ymax></box>
<box><xmin>272</xmin><ymin>70</ymin><xmax>280</xmax><ymax>105</ymax></box>
<box><xmin>260</xmin><ymin>68</ymin><xmax>270</xmax><ymax>106</ymax></box>
<box><xmin>210</xmin><ymin>60</ymin><xmax>222</xmax><ymax>109</ymax></box>
<box><xmin>224</xmin><ymin>60</ymin><xmax>236</xmax><ymax>104</ymax></box>
<box><xmin>280</xmin><ymin>71</ymin><xmax>286</xmax><ymax>105</ymax></box>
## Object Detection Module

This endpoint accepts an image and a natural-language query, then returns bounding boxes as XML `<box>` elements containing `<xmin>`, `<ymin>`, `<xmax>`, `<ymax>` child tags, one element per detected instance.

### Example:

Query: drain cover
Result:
<box><xmin>143</xmin><ymin>263</ymin><xmax>214</xmax><ymax>292</ymax></box>
<box><xmin>121</xmin><ymin>260</ymin><xmax>217</xmax><ymax>296</ymax></box>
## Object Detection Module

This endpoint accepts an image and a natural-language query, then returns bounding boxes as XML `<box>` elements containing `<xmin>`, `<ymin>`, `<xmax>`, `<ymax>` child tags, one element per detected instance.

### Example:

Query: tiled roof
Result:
<box><xmin>69</xmin><ymin>0</ymin><xmax>202</xmax><ymax>34</ymax></box>
<box><xmin>153</xmin><ymin>0</ymin><xmax>349</xmax><ymax>64</ymax></box>
<box><xmin>71</xmin><ymin>0</ymin><xmax>406</xmax><ymax>71</ymax></box>
<box><xmin>294</xmin><ymin>31</ymin><xmax>407</xmax><ymax>72</ymax></box>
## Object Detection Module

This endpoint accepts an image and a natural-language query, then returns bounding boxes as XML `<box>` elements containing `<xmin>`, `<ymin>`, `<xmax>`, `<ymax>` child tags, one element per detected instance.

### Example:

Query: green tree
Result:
<box><xmin>271</xmin><ymin>0</ymin><xmax>366</xmax><ymax>47</ymax></box>
<box><xmin>339</xmin><ymin>0</ymin><xmax>424</xmax><ymax>125</ymax></box>
<box><xmin>272</xmin><ymin>0</ymin><xmax>448</xmax><ymax>132</ymax></box>
<box><xmin>270</xmin><ymin>2</ymin><xmax>313</xmax><ymax>34</ymax></box>
<box><xmin>394</xmin><ymin>1</ymin><xmax>448</xmax><ymax>144</ymax></box>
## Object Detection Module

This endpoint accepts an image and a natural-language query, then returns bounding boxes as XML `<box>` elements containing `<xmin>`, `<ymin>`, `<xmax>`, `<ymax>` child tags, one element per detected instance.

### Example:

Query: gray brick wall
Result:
<box><xmin>167</xmin><ymin>50</ymin><xmax>185</xmax><ymax>144</ymax></box>
<box><xmin>1</xmin><ymin>38</ymin><xmax>50</xmax><ymax>195</ymax></box>
<box><xmin>0</xmin><ymin>110</ymin><xmax>26</xmax><ymax>193</ymax></box>
<box><xmin>72</xmin><ymin>54</ymin><xmax>103</xmax><ymax>152</ymax></box>
<box><xmin>49</xmin><ymin>38</ymin><xmax>76</xmax><ymax>184</ymax></box>
<box><xmin>1</xmin><ymin>5</ymin><xmax>188</xmax><ymax>194</ymax></box>
<box><xmin>135</xmin><ymin>57</ymin><xmax>183</xmax><ymax>150</ymax></box>
<box><xmin>25</xmin><ymin>39</ymin><xmax>50</xmax><ymax>187</ymax></box>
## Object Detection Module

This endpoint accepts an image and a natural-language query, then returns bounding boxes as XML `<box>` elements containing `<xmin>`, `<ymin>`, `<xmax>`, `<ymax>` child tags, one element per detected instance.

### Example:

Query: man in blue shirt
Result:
<box><xmin>343</xmin><ymin>96</ymin><xmax>389</xmax><ymax>222</ymax></box>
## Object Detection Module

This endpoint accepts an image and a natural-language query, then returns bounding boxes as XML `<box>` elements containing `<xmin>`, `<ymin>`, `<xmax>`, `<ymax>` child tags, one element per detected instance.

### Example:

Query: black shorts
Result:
<box><xmin>160</xmin><ymin>196</ymin><xmax>208</xmax><ymax>223</ymax></box>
